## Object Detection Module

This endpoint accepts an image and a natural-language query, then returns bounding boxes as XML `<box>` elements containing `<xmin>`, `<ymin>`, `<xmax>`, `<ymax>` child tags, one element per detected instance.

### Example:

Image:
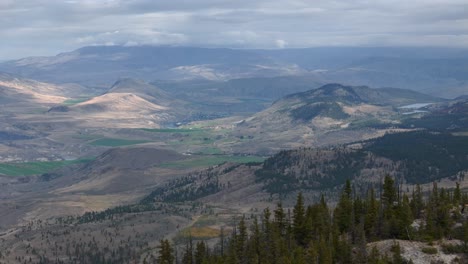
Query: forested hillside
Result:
<box><xmin>154</xmin><ymin>177</ymin><xmax>468</xmax><ymax>264</ymax></box>
<box><xmin>255</xmin><ymin>131</ymin><xmax>468</xmax><ymax>195</ymax></box>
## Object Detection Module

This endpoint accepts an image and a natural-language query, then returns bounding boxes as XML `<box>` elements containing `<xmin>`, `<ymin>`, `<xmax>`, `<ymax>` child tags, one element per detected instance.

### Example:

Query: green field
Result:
<box><xmin>141</xmin><ymin>128</ymin><xmax>203</xmax><ymax>133</ymax></box>
<box><xmin>62</xmin><ymin>98</ymin><xmax>89</xmax><ymax>105</ymax></box>
<box><xmin>0</xmin><ymin>159</ymin><xmax>92</xmax><ymax>177</ymax></box>
<box><xmin>198</xmin><ymin>147</ymin><xmax>224</xmax><ymax>155</ymax></box>
<box><xmin>72</xmin><ymin>134</ymin><xmax>103</xmax><ymax>141</ymax></box>
<box><xmin>158</xmin><ymin>155</ymin><xmax>265</xmax><ymax>169</ymax></box>
<box><xmin>89</xmin><ymin>138</ymin><xmax>151</xmax><ymax>147</ymax></box>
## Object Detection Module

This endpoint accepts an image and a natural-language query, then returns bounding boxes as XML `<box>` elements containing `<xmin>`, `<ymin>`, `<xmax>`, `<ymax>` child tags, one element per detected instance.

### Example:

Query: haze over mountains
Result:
<box><xmin>1</xmin><ymin>46</ymin><xmax>467</xmax><ymax>98</ymax></box>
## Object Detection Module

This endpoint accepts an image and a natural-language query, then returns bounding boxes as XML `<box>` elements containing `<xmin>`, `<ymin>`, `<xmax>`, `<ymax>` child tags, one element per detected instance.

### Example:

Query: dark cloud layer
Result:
<box><xmin>0</xmin><ymin>0</ymin><xmax>467</xmax><ymax>59</ymax></box>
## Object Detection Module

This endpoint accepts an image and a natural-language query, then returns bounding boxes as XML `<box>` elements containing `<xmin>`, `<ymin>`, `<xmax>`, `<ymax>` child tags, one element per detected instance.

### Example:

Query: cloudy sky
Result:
<box><xmin>1</xmin><ymin>0</ymin><xmax>467</xmax><ymax>59</ymax></box>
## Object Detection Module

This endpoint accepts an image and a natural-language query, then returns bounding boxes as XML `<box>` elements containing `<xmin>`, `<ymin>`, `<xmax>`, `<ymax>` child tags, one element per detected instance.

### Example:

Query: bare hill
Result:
<box><xmin>46</xmin><ymin>78</ymin><xmax>186</xmax><ymax>128</ymax></box>
<box><xmin>107</xmin><ymin>78</ymin><xmax>174</xmax><ymax>105</ymax></box>
<box><xmin>0</xmin><ymin>72</ymin><xmax>68</xmax><ymax>104</ymax></box>
<box><xmin>73</xmin><ymin>93</ymin><xmax>167</xmax><ymax>113</ymax></box>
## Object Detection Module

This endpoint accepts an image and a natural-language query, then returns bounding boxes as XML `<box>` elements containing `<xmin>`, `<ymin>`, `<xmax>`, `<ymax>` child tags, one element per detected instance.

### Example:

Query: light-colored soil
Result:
<box><xmin>369</xmin><ymin>239</ymin><xmax>465</xmax><ymax>264</ymax></box>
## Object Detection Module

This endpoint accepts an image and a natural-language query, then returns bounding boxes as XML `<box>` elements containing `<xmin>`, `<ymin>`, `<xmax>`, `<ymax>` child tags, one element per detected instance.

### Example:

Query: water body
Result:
<box><xmin>399</xmin><ymin>103</ymin><xmax>432</xmax><ymax>109</ymax></box>
<box><xmin>402</xmin><ymin>110</ymin><xmax>428</xmax><ymax>115</ymax></box>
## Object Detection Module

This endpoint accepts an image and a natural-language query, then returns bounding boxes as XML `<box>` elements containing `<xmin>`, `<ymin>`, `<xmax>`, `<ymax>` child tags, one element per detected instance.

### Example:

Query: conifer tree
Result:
<box><xmin>157</xmin><ymin>239</ymin><xmax>174</xmax><ymax>264</ymax></box>
<box><xmin>365</xmin><ymin>187</ymin><xmax>379</xmax><ymax>240</ymax></box>
<box><xmin>318</xmin><ymin>236</ymin><xmax>332</xmax><ymax>264</ymax></box>
<box><xmin>410</xmin><ymin>184</ymin><xmax>423</xmax><ymax>219</ymax></box>
<box><xmin>398</xmin><ymin>194</ymin><xmax>413</xmax><ymax>239</ymax></box>
<box><xmin>182</xmin><ymin>235</ymin><xmax>193</xmax><ymax>264</ymax></box>
<box><xmin>194</xmin><ymin>241</ymin><xmax>207</xmax><ymax>264</ymax></box>
<box><xmin>273</xmin><ymin>202</ymin><xmax>287</xmax><ymax>235</ymax></box>
<box><xmin>367</xmin><ymin>246</ymin><xmax>381</xmax><ymax>264</ymax></box>
<box><xmin>382</xmin><ymin>176</ymin><xmax>396</xmax><ymax>214</ymax></box>
<box><xmin>305</xmin><ymin>241</ymin><xmax>318</xmax><ymax>264</ymax></box>
<box><xmin>334</xmin><ymin>180</ymin><xmax>354</xmax><ymax>233</ymax></box>
<box><xmin>247</xmin><ymin>216</ymin><xmax>261</xmax><ymax>264</ymax></box>
<box><xmin>453</xmin><ymin>182</ymin><xmax>461</xmax><ymax>205</ymax></box>
<box><xmin>293</xmin><ymin>192</ymin><xmax>306</xmax><ymax>246</ymax></box>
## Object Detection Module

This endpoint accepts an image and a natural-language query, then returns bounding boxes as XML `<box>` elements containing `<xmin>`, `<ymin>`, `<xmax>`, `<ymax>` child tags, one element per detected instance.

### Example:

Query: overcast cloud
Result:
<box><xmin>0</xmin><ymin>0</ymin><xmax>467</xmax><ymax>59</ymax></box>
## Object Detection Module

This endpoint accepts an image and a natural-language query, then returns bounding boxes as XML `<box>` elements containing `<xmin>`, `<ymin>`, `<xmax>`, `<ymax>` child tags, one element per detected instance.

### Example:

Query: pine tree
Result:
<box><xmin>318</xmin><ymin>236</ymin><xmax>332</xmax><ymax>264</ymax></box>
<box><xmin>353</xmin><ymin>222</ymin><xmax>367</xmax><ymax>263</ymax></box>
<box><xmin>410</xmin><ymin>184</ymin><xmax>423</xmax><ymax>219</ymax></box>
<box><xmin>382</xmin><ymin>175</ymin><xmax>396</xmax><ymax>213</ymax></box>
<box><xmin>334</xmin><ymin>180</ymin><xmax>354</xmax><ymax>233</ymax></box>
<box><xmin>397</xmin><ymin>194</ymin><xmax>413</xmax><ymax>240</ymax></box>
<box><xmin>367</xmin><ymin>246</ymin><xmax>381</xmax><ymax>264</ymax></box>
<box><xmin>273</xmin><ymin>202</ymin><xmax>286</xmax><ymax>235</ymax></box>
<box><xmin>463</xmin><ymin>221</ymin><xmax>468</xmax><ymax>248</ymax></box>
<box><xmin>219</xmin><ymin>226</ymin><xmax>225</xmax><ymax>257</ymax></box>
<box><xmin>247</xmin><ymin>216</ymin><xmax>261</xmax><ymax>264</ymax></box>
<box><xmin>182</xmin><ymin>235</ymin><xmax>193</xmax><ymax>264</ymax></box>
<box><xmin>157</xmin><ymin>239</ymin><xmax>174</xmax><ymax>264</ymax></box>
<box><xmin>305</xmin><ymin>241</ymin><xmax>318</xmax><ymax>264</ymax></box>
<box><xmin>453</xmin><ymin>182</ymin><xmax>461</xmax><ymax>205</ymax></box>
<box><xmin>365</xmin><ymin>187</ymin><xmax>379</xmax><ymax>241</ymax></box>
<box><xmin>194</xmin><ymin>241</ymin><xmax>207</xmax><ymax>264</ymax></box>
<box><xmin>391</xmin><ymin>242</ymin><xmax>405</xmax><ymax>264</ymax></box>
<box><xmin>293</xmin><ymin>192</ymin><xmax>306</xmax><ymax>246</ymax></box>
<box><xmin>237</xmin><ymin>215</ymin><xmax>248</xmax><ymax>262</ymax></box>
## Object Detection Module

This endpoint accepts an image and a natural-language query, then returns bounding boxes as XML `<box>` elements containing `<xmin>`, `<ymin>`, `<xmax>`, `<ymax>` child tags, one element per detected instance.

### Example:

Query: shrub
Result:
<box><xmin>421</xmin><ymin>247</ymin><xmax>438</xmax><ymax>254</ymax></box>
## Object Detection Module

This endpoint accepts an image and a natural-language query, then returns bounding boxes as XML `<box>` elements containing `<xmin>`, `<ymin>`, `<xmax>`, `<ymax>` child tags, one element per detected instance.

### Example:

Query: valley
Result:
<box><xmin>0</xmin><ymin>45</ymin><xmax>466</xmax><ymax>263</ymax></box>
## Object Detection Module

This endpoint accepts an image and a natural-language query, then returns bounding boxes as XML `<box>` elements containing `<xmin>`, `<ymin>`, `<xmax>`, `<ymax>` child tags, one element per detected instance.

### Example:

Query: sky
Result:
<box><xmin>1</xmin><ymin>0</ymin><xmax>467</xmax><ymax>60</ymax></box>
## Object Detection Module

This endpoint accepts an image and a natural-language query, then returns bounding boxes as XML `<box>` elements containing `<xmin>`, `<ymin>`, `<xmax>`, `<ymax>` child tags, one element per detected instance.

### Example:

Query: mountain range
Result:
<box><xmin>1</xmin><ymin>46</ymin><xmax>467</xmax><ymax>98</ymax></box>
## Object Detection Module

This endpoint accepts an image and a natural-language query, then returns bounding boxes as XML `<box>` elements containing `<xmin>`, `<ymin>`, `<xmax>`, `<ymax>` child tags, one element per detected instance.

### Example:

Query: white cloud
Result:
<box><xmin>0</xmin><ymin>0</ymin><xmax>467</xmax><ymax>59</ymax></box>
<box><xmin>275</xmin><ymin>39</ymin><xmax>287</xmax><ymax>48</ymax></box>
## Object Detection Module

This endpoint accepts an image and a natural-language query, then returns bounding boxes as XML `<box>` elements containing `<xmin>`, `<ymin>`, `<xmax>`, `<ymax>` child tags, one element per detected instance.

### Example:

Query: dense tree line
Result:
<box><xmin>255</xmin><ymin>132</ymin><xmax>468</xmax><ymax>195</ymax></box>
<box><xmin>366</xmin><ymin>131</ymin><xmax>468</xmax><ymax>183</ymax></box>
<box><xmin>158</xmin><ymin>176</ymin><xmax>468</xmax><ymax>264</ymax></box>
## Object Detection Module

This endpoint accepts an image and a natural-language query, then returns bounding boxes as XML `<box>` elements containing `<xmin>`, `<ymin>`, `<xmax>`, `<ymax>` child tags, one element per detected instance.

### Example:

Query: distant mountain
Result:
<box><xmin>259</xmin><ymin>47</ymin><xmax>468</xmax><ymax>98</ymax></box>
<box><xmin>152</xmin><ymin>76</ymin><xmax>324</xmax><ymax>115</ymax></box>
<box><xmin>1</xmin><ymin>46</ymin><xmax>467</xmax><ymax>98</ymax></box>
<box><xmin>318</xmin><ymin>57</ymin><xmax>468</xmax><ymax>98</ymax></box>
<box><xmin>0</xmin><ymin>46</ymin><xmax>301</xmax><ymax>87</ymax></box>
<box><xmin>153</xmin><ymin>75</ymin><xmax>323</xmax><ymax>100</ymax></box>
<box><xmin>246</xmin><ymin>83</ymin><xmax>441</xmax><ymax>124</ymax></box>
<box><xmin>258</xmin><ymin>47</ymin><xmax>468</xmax><ymax>70</ymax></box>
<box><xmin>229</xmin><ymin>84</ymin><xmax>444</xmax><ymax>153</ymax></box>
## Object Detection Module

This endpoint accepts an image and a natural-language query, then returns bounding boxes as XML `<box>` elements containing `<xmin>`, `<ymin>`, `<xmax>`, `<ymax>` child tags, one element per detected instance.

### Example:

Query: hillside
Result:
<box><xmin>46</xmin><ymin>78</ymin><xmax>186</xmax><ymax>128</ymax></box>
<box><xmin>256</xmin><ymin>131</ymin><xmax>468</xmax><ymax>194</ymax></box>
<box><xmin>107</xmin><ymin>78</ymin><xmax>173</xmax><ymax>104</ymax></box>
<box><xmin>227</xmin><ymin>84</ymin><xmax>442</xmax><ymax>153</ymax></box>
<box><xmin>0</xmin><ymin>132</ymin><xmax>465</xmax><ymax>263</ymax></box>
<box><xmin>0</xmin><ymin>72</ymin><xmax>69</xmax><ymax>104</ymax></box>
<box><xmin>399</xmin><ymin>99</ymin><xmax>468</xmax><ymax>132</ymax></box>
<box><xmin>142</xmin><ymin>131</ymin><xmax>468</xmax><ymax>201</ymax></box>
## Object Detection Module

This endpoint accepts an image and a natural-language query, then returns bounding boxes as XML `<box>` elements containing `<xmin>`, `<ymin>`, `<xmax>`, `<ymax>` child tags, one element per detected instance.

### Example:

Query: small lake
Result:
<box><xmin>399</xmin><ymin>103</ymin><xmax>432</xmax><ymax>109</ymax></box>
